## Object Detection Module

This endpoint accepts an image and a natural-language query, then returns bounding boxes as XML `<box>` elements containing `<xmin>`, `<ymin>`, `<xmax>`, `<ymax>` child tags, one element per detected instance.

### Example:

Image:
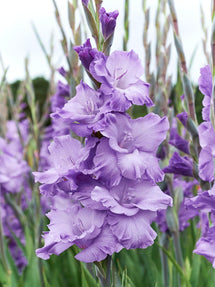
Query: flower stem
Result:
<box><xmin>159</xmin><ymin>233</ymin><xmax>169</xmax><ymax>287</ymax></box>
<box><xmin>95</xmin><ymin>256</ymin><xmax>112</xmax><ymax>287</ymax></box>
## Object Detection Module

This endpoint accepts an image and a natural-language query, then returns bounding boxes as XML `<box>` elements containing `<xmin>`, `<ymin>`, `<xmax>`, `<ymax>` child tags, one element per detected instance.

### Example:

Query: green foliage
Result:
<box><xmin>10</xmin><ymin>77</ymin><xmax>49</xmax><ymax>120</ymax></box>
<box><xmin>132</xmin><ymin>105</ymin><xmax>148</xmax><ymax>119</ymax></box>
<box><xmin>32</xmin><ymin>77</ymin><xmax>49</xmax><ymax>118</ymax></box>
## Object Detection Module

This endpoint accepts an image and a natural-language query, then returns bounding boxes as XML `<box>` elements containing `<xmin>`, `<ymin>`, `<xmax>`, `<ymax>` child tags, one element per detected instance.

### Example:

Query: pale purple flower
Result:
<box><xmin>35</xmin><ymin>45</ymin><xmax>172</xmax><ymax>264</ymax></box>
<box><xmin>53</xmin><ymin>81</ymin><xmax>105</xmax><ymax>137</ymax></box>
<box><xmin>34</xmin><ymin>135</ymin><xmax>84</xmax><ymax>196</ymax></box>
<box><xmin>90</xmin><ymin>179</ymin><xmax>170</xmax><ymax>250</ymax></box>
<box><xmin>93</xmin><ymin>113</ymin><xmax>169</xmax><ymax>186</ymax></box>
<box><xmin>99</xmin><ymin>7</ymin><xmax>119</xmax><ymax>40</ymax></box>
<box><xmin>90</xmin><ymin>50</ymin><xmax>153</xmax><ymax>111</ymax></box>
<box><xmin>36</xmin><ymin>203</ymin><xmax>122</xmax><ymax>262</ymax></box>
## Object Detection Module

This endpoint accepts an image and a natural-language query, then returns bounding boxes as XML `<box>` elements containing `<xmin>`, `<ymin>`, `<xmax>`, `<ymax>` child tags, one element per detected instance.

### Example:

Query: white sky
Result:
<box><xmin>0</xmin><ymin>0</ymin><xmax>212</xmax><ymax>84</ymax></box>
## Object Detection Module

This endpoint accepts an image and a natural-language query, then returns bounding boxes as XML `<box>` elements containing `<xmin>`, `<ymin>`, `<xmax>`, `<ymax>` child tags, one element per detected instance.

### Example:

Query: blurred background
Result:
<box><xmin>0</xmin><ymin>0</ymin><xmax>211</xmax><ymax>83</ymax></box>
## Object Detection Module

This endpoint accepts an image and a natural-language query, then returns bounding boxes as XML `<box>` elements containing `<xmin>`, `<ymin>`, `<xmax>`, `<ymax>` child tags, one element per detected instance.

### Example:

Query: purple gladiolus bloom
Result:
<box><xmin>36</xmin><ymin>203</ymin><xmax>122</xmax><ymax>262</ymax></box>
<box><xmin>91</xmin><ymin>179</ymin><xmax>170</xmax><ymax>250</ymax></box>
<box><xmin>99</xmin><ymin>7</ymin><xmax>119</xmax><ymax>40</ymax></box>
<box><xmin>34</xmin><ymin>135</ymin><xmax>84</xmax><ymax>196</ymax></box>
<box><xmin>53</xmin><ymin>81</ymin><xmax>105</xmax><ymax>137</ymax></box>
<box><xmin>35</xmin><ymin>41</ymin><xmax>172</xmax><ymax>264</ymax></box>
<box><xmin>163</xmin><ymin>152</ymin><xmax>193</xmax><ymax>177</ymax></box>
<box><xmin>198</xmin><ymin>65</ymin><xmax>212</xmax><ymax>122</ymax></box>
<box><xmin>93</xmin><ymin>113</ymin><xmax>169</xmax><ymax>185</ymax></box>
<box><xmin>90</xmin><ymin>50</ymin><xmax>153</xmax><ymax>111</ymax></box>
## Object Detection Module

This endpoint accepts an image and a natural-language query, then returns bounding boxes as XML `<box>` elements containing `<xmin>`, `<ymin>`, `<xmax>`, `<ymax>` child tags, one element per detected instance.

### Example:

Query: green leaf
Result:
<box><xmin>190</xmin><ymin>254</ymin><xmax>201</xmax><ymax>287</ymax></box>
<box><xmin>81</xmin><ymin>262</ymin><xmax>98</xmax><ymax>287</ymax></box>
<box><xmin>23</xmin><ymin>257</ymin><xmax>41</xmax><ymax>287</ymax></box>
<box><xmin>156</xmin><ymin>243</ymin><xmax>191</xmax><ymax>287</ymax></box>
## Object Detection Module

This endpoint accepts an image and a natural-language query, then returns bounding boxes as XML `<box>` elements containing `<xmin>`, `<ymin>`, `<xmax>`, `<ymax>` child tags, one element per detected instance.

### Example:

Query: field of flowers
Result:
<box><xmin>1</xmin><ymin>0</ymin><xmax>215</xmax><ymax>286</ymax></box>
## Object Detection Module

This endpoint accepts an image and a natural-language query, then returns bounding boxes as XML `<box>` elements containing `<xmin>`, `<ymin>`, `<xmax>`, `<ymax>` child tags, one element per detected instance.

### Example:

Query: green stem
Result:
<box><xmin>52</xmin><ymin>0</ymin><xmax>72</xmax><ymax>72</ymax></box>
<box><xmin>157</xmin><ymin>243</ymin><xmax>191</xmax><ymax>287</ymax></box>
<box><xmin>172</xmin><ymin>231</ymin><xmax>183</xmax><ymax>268</ymax></box>
<box><xmin>95</xmin><ymin>256</ymin><xmax>112</xmax><ymax>287</ymax></box>
<box><xmin>123</xmin><ymin>0</ymin><xmax>129</xmax><ymax>51</ymax></box>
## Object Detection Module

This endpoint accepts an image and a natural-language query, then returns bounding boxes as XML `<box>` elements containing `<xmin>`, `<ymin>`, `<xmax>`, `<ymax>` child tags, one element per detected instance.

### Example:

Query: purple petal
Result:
<box><xmin>60</xmin><ymin>81</ymin><xmax>101</xmax><ymax>122</ymax></box>
<box><xmin>91</xmin><ymin>185</ymin><xmax>139</xmax><ymax>216</ymax></box>
<box><xmin>93</xmin><ymin>138</ymin><xmax>121</xmax><ymax>187</ymax></box>
<box><xmin>108</xmin><ymin>211</ymin><xmax>157</xmax><ymax>249</ymax></box>
<box><xmin>198</xmin><ymin>147</ymin><xmax>215</xmax><ymax>182</ymax></box>
<box><xmin>132</xmin><ymin>113</ymin><xmax>169</xmax><ymax>152</ymax></box>
<box><xmin>198</xmin><ymin>122</ymin><xmax>215</xmax><ymax>152</ymax></box>
<box><xmin>48</xmin><ymin>135</ymin><xmax>83</xmax><ymax>174</ymax></box>
<box><xmin>33</xmin><ymin>169</ymin><xmax>59</xmax><ymax>184</ymax></box>
<box><xmin>75</xmin><ymin>225</ymin><xmax>122</xmax><ymax>263</ymax></box>
<box><xmin>117</xmin><ymin>150</ymin><xmax>164</xmax><ymax>182</ymax></box>
<box><xmin>125</xmin><ymin>80</ymin><xmax>153</xmax><ymax>107</ymax></box>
